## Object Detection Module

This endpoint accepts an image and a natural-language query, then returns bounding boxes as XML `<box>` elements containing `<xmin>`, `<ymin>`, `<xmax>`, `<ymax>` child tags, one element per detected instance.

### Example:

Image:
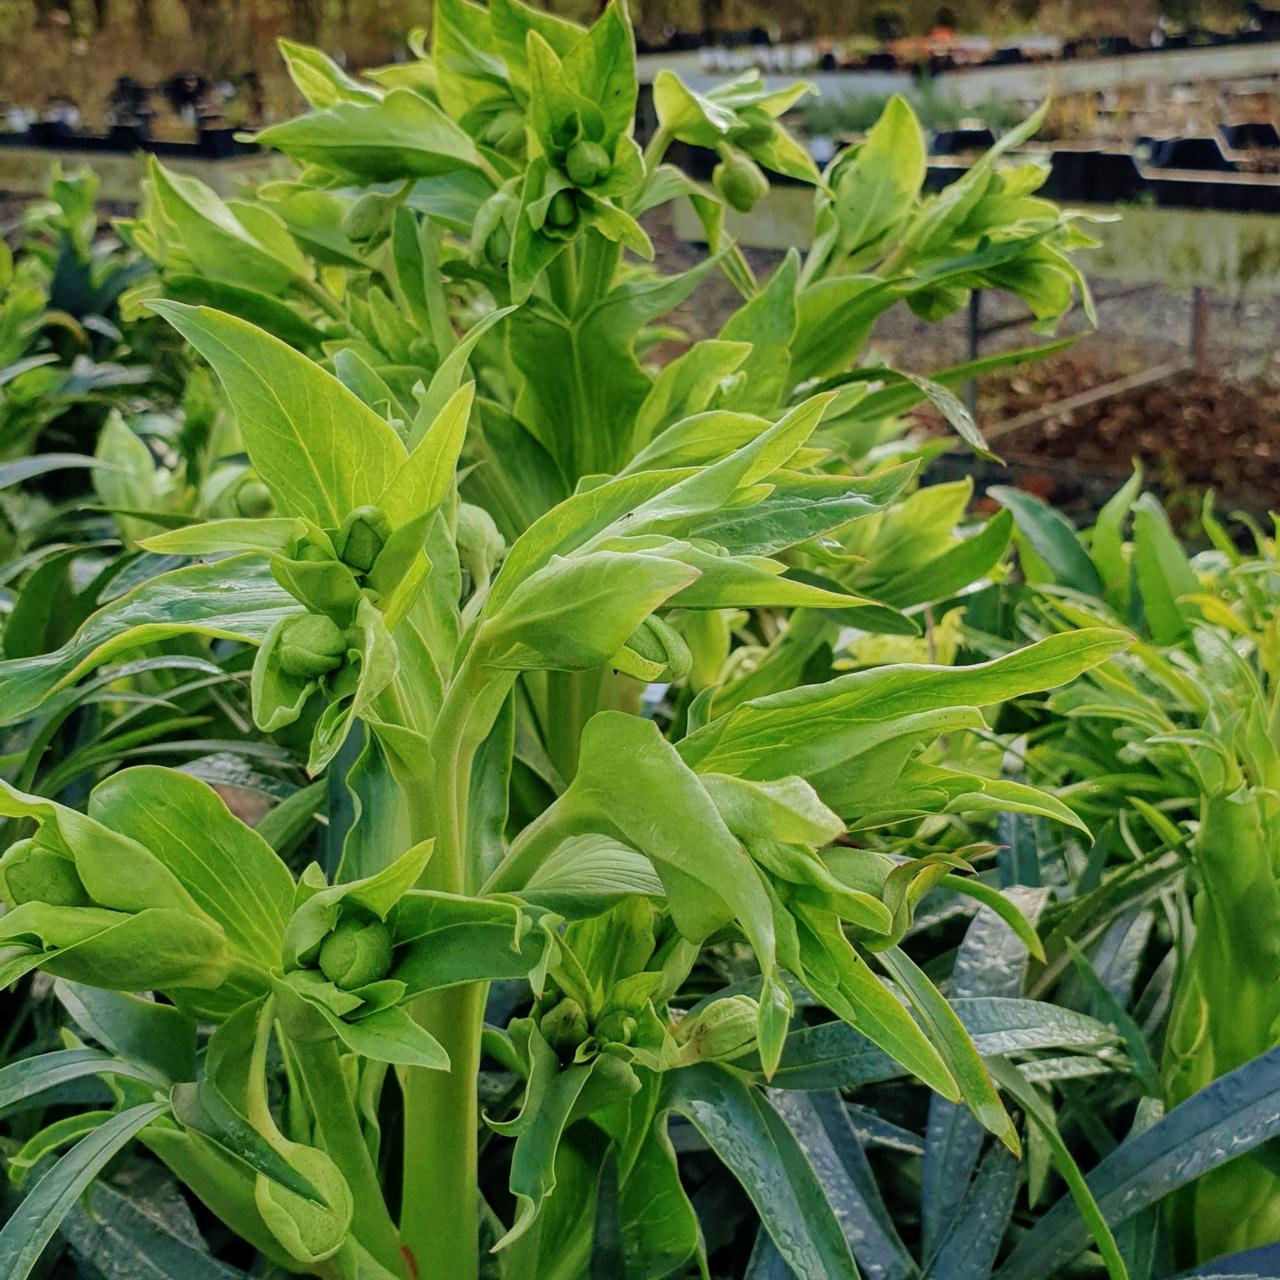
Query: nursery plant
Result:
<box><xmin>0</xmin><ymin>5</ymin><xmax>1216</xmax><ymax>1279</ymax></box>
<box><xmin>990</xmin><ymin>477</ymin><xmax>1280</xmax><ymax>1268</ymax></box>
<box><xmin>1</xmin><ymin>165</ymin><xmax>162</xmax><ymax>473</ymax></box>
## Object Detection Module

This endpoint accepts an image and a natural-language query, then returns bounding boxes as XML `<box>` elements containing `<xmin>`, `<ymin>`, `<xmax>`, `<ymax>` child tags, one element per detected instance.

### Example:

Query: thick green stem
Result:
<box><xmin>642</xmin><ymin>124</ymin><xmax>672</xmax><ymax>173</ymax></box>
<box><xmin>1164</xmin><ymin>788</ymin><xmax>1280</xmax><ymax>1263</ymax></box>
<box><xmin>399</xmin><ymin>656</ymin><xmax>509</xmax><ymax>1279</ymax></box>
<box><xmin>545</xmin><ymin>246</ymin><xmax>578</xmax><ymax>317</ymax></box>
<box><xmin>543</xmin><ymin>669</ymin><xmax>590</xmax><ymax>782</ymax></box>
<box><xmin>400</xmin><ymin>983</ymin><xmax>487</xmax><ymax>1280</ymax></box>
<box><xmin>542</xmin><ymin>669</ymin><xmax>640</xmax><ymax>783</ymax></box>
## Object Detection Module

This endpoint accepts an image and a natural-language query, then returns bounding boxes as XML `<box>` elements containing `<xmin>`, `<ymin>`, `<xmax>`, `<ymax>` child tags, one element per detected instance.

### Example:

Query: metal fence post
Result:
<box><xmin>965</xmin><ymin>288</ymin><xmax>983</xmax><ymax>419</ymax></box>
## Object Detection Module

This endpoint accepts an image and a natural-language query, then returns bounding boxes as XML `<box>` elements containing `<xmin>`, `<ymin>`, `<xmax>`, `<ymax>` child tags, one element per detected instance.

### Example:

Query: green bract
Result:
<box><xmin>0</xmin><ymin>7</ymin><xmax>1155</xmax><ymax>1280</ymax></box>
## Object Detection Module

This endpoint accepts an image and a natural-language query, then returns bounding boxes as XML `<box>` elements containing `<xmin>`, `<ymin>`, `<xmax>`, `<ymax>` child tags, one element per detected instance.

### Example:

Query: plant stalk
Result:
<box><xmin>400</xmin><ymin>982</ymin><xmax>487</xmax><ymax>1280</ymax></box>
<box><xmin>399</xmin><ymin>657</ymin><xmax>507</xmax><ymax>1279</ymax></box>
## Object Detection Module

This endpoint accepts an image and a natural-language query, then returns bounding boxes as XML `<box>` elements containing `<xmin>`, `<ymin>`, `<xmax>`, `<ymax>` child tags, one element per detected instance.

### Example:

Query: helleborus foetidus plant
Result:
<box><xmin>0</xmin><ymin>6</ymin><xmax>1123</xmax><ymax>1279</ymax></box>
<box><xmin>991</xmin><ymin>479</ymin><xmax>1280</xmax><ymax>1265</ymax></box>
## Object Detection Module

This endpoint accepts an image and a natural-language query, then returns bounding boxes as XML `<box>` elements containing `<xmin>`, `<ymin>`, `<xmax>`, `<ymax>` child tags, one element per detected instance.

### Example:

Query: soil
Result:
<box><xmin>950</xmin><ymin>353</ymin><xmax>1280</xmax><ymax>521</ymax></box>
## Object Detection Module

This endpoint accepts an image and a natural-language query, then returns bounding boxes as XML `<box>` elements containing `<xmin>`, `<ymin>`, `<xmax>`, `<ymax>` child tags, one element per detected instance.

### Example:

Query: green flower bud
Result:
<box><xmin>611</xmin><ymin>614</ymin><xmax>692</xmax><ymax>683</ymax></box>
<box><xmin>638</xmin><ymin>616</ymin><xmax>691</xmax><ymax>679</ymax></box>
<box><xmin>676</xmin><ymin>994</ymin><xmax>759</xmax><ymax>1063</ymax></box>
<box><xmin>484</xmin><ymin>221</ymin><xmax>512</xmax><ymax>267</ymax></box>
<box><xmin>296</xmin><ymin>541</ymin><xmax>333</xmax><ymax>563</ymax></box>
<box><xmin>340</xmin><ymin>192</ymin><xmax>398</xmax><ymax>244</ymax></box>
<box><xmin>481</xmin><ymin>108</ymin><xmax>526</xmax><ymax>154</ymax></box>
<box><xmin>713</xmin><ymin>151</ymin><xmax>770</xmax><ymax>213</ymax></box>
<box><xmin>235</xmin><ymin>479</ymin><xmax>273</xmax><ymax>518</ymax></box>
<box><xmin>278</xmin><ymin>614</ymin><xmax>348</xmax><ymax>680</ymax></box>
<box><xmin>2</xmin><ymin>844</ymin><xmax>91</xmax><ymax>908</ymax></box>
<box><xmin>594</xmin><ymin>1008</ymin><xmax>637</xmax><ymax>1047</ymax></box>
<box><xmin>337</xmin><ymin>505</ymin><xmax>392</xmax><ymax>575</ymax></box>
<box><xmin>457</xmin><ymin>502</ymin><xmax>505</xmax><ymax>592</ymax></box>
<box><xmin>539</xmin><ymin>997</ymin><xmax>588</xmax><ymax>1054</ymax></box>
<box><xmin>565</xmin><ymin>138</ymin><xmax>611</xmax><ymax>188</ymax></box>
<box><xmin>318</xmin><ymin>916</ymin><xmax>395</xmax><ymax>990</ymax></box>
<box><xmin>545</xmin><ymin>189</ymin><xmax>579</xmax><ymax>230</ymax></box>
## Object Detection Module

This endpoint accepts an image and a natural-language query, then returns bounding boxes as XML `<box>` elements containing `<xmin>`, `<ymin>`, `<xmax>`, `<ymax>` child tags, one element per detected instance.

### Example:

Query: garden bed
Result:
<box><xmin>917</xmin><ymin>348</ymin><xmax>1280</xmax><ymax>523</ymax></box>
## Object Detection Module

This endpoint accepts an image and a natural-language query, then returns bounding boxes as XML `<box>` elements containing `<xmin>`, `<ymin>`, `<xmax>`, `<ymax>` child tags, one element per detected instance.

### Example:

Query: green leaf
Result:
<box><xmin>988</xmin><ymin>1058</ymin><xmax>1128</xmax><ymax>1280</ymax></box>
<box><xmin>60</xmin><ymin>1171</ymin><xmax>251</xmax><ymax>1278</ymax></box>
<box><xmin>921</xmin><ymin>1144</ymin><xmax>1020</xmax><ymax>1279</ymax></box>
<box><xmin>411</xmin><ymin>305</ymin><xmax>516</xmax><ymax>445</ymax></box>
<box><xmin>873</xmin><ymin>508</ymin><xmax>1013</xmax><ymax>610</ymax></box>
<box><xmin>253</xmin><ymin>89</ymin><xmax>484</xmax><ymax>182</ymax></box>
<box><xmin>611</xmin><ymin>1115</ymin><xmax>701</xmax><ymax>1279</ymax></box>
<box><xmin>991</xmin><ymin>486</ymin><xmax>1104</xmax><ymax>596</ymax></box>
<box><xmin>717</xmin><ymin>251</ymin><xmax>799</xmax><ymax>415</ymax></box>
<box><xmin>903</xmin><ymin>101</ymin><xmax>1050</xmax><ymax>258</ymax></box>
<box><xmin>390</xmin><ymin>892</ymin><xmax>551</xmax><ymax>993</ymax></box>
<box><xmin>54</xmin><ymin>982</ymin><xmax>196</xmax><ymax>1084</ymax></box>
<box><xmin>631</xmin><ymin>341</ymin><xmax>752</xmax><ymax>451</ymax></box>
<box><xmin>665</xmin><ymin>1063</ymin><xmax>860</xmax><ymax>1280</ymax></box>
<box><xmin>142</xmin><ymin>517</ymin><xmax>315</xmax><ymax>557</ymax></box>
<box><xmin>278</xmin><ymin>38</ymin><xmax>381</xmax><ymax>109</ymax></box>
<box><xmin>562</xmin><ymin>2</ymin><xmax>636</xmax><ymax>141</ymax></box>
<box><xmin>877</xmin><ymin>946</ymin><xmax>1018</xmax><ymax>1152</ymax></box>
<box><xmin>836</xmin><ymin>338</ymin><xmax>1075</xmax><ymax>425</ymax></box>
<box><xmin>843</xmin><ymin>365</ymin><xmax>996</xmax><ymax>460</ymax></box>
<box><xmin>690</xmin><ymin>465</ymin><xmax>917</xmax><ymax>558</ymax></box>
<box><xmin>765</xmin><ymin>996</ymin><xmax>1113</xmax><ymax>1092</ymax></box>
<box><xmin>0</xmin><ymin>556</ymin><xmax>292</xmax><ymax>727</ymax></box>
<box><xmin>791</xmin><ymin>276</ymin><xmax>898</xmax><ymax>384</ymax></box>
<box><xmin>0</xmin><ymin>1050</ymin><xmax>166</xmax><ymax>1116</ymax></box>
<box><xmin>1131</xmin><ymin>493</ymin><xmax>1197</xmax><ymax>644</ymax></box>
<box><xmin>0</xmin><ymin>453</ymin><xmax>106</xmax><ymax>492</ymax></box>
<box><xmin>0</xmin><ymin>1101</ymin><xmax>167</xmax><ymax>1280</ymax></box>
<box><xmin>149</xmin><ymin>303</ymin><xmax>407</xmax><ymax>528</ymax></box>
<box><xmin>319</xmin><ymin>1002</ymin><xmax>449</xmax><ymax>1069</ymax></box>
<box><xmin>0</xmin><ymin>904</ymin><xmax>235</xmax><ymax>1014</ymax></box>
<box><xmin>519</xmin><ymin>834</ymin><xmax>664</xmax><ymax>917</ymax></box>
<box><xmin>144</xmin><ymin>161</ymin><xmax>308</xmax><ymax>294</ymax></box>
<box><xmin>940</xmin><ymin>876</ymin><xmax>1047</xmax><ymax>961</ymax></box>
<box><xmin>1090</xmin><ymin>464</ymin><xmax>1142</xmax><ymax>605</ymax></box>
<box><xmin>768</xmin><ymin>1090</ymin><xmax>914</xmax><ymax>1277</ymax></box>
<box><xmin>810</xmin><ymin>94</ymin><xmax>925</xmax><ymax>276</ymax></box>
<box><xmin>679</xmin><ymin>629</ymin><xmax>1129</xmax><ymax>782</ymax></box>
<box><xmin>479</xmin><ymin>549</ymin><xmax>698</xmax><ymax>672</ymax></box>
<box><xmin>496</xmin><ymin>712</ymin><xmax>775</xmax><ymax>961</ymax></box>
<box><xmin>157</xmin><ymin>274</ymin><xmax>328</xmax><ymax>351</ymax></box>
<box><xmin>92</xmin><ymin>414</ymin><xmax>162</xmax><ymax>545</ymax></box>
<box><xmin>506</xmin><ymin>257</ymin><xmax>718</xmax><ymax>478</ymax></box>
<box><xmin>2</xmin><ymin>548</ymin><xmax>95</xmax><ymax>661</ymax></box>
<box><xmin>997</xmin><ymin>1046</ymin><xmax>1280</xmax><ymax>1280</ymax></box>
<box><xmin>7</xmin><ymin>1112</ymin><xmax>113</xmax><ymax>1188</ymax></box>
<box><xmin>379</xmin><ymin>382</ymin><xmax>475</xmax><ymax>524</ymax></box>
<box><xmin>490</xmin><ymin>1027</ymin><xmax>596</xmax><ymax>1250</ymax></box>
<box><xmin>87</xmin><ymin>767</ymin><xmax>294</xmax><ymax>969</ymax></box>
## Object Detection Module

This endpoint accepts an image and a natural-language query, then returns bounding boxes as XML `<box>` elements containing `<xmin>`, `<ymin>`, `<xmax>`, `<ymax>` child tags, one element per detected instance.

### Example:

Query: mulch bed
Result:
<box><xmin>917</xmin><ymin>349</ymin><xmax>1280</xmax><ymax>522</ymax></box>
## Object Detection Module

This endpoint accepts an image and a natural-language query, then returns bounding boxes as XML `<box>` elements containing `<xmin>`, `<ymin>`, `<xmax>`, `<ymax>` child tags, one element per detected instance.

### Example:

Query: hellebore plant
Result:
<box><xmin>0</xmin><ymin>4</ymin><xmax>1124</xmax><ymax>1278</ymax></box>
<box><xmin>994</xmin><ymin>476</ymin><xmax>1280</xmax><ymax>1264</ymax></box>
